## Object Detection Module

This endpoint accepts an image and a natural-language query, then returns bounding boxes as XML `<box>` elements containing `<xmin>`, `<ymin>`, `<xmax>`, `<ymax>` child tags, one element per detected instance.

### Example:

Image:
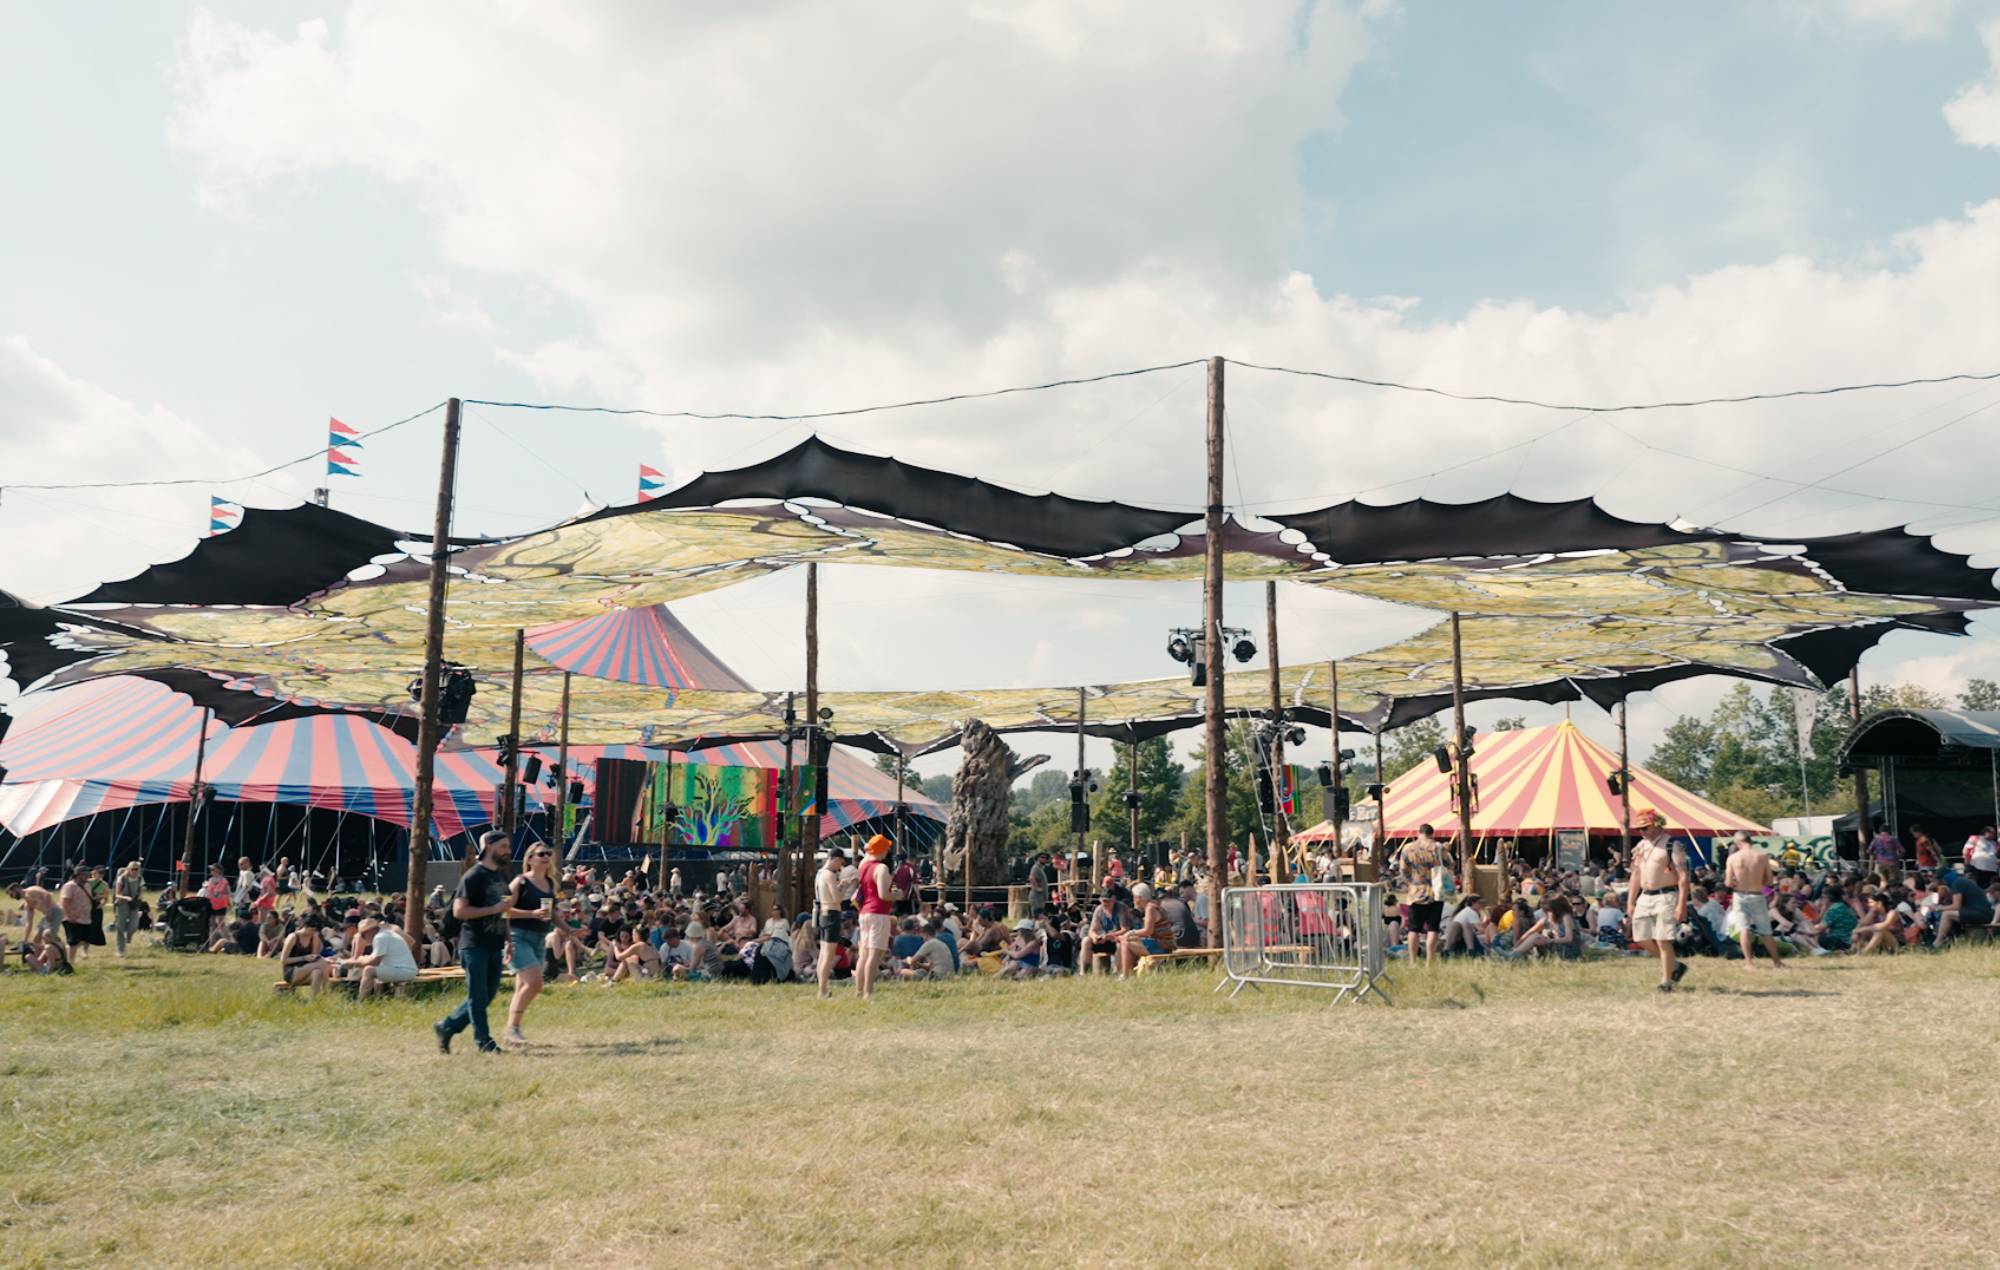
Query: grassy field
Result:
<box><xmin>3</xmin><ymin>946</ymin><xmax>1998</xmax><ymax>1268</ymax></box>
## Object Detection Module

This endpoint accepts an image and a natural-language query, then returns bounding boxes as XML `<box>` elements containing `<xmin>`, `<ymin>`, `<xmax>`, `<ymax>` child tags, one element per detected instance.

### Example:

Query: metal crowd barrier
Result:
<box><xmin>1217</xmin><ymin>883</ymin><xmax>1390</xmax><ymax>1003</ymax></box>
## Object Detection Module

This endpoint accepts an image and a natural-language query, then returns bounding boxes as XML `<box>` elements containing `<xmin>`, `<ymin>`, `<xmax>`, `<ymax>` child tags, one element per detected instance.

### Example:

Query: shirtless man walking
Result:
<box><xmin>1721</xmin><ymin>830</ymin><xmax>1787</xmax><ymax>970</ymax></box>
<box><xmin>1625</xmin><ymin>810</ymin><xmax>1690</xmax><ymax>994</ymax></box>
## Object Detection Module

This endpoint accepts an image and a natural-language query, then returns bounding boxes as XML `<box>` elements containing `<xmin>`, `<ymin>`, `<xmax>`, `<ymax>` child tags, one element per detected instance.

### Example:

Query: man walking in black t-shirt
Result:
<box><xmin>435</xmin><ymin>831</ymin><xmax>520</xmax><ymax>1055</ymax></box>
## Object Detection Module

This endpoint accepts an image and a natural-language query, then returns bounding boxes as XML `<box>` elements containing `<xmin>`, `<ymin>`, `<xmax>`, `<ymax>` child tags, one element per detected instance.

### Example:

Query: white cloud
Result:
<box><xmin>411</xmin><ymin>273</ymin><xmax>496</xmax><ymax>337</ymax></box>
<box><xmin>133</xmin><ymin>0</ymin><xmax>2000</xmax><ymax>750</ymax></box>
<box><xmin>1946</xmin><ymin>19</ymin><xmax>2000</xmax><ymax>145</ymax></box>
<box><xmin>0</xmin><ymin>335</ymin><xmax>273</xmax><ymax>606</ymax></box>
<box><xmin>1771</xmin><ymin>0</ymin><xmax>1961</xmax><ymax>39</ymax></box>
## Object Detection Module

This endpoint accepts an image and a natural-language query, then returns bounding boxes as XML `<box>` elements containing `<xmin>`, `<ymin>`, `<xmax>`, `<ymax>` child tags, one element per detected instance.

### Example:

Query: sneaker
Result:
<box><xmin>1671</xmin><ymin>962</ymin><xmax>1688</xmax><ymax>985</ymax></box>
<box><xmin>477</xmin><ymin>1043</ymin><xmax>503</xmax><ymax>1054</ymax></box>
<box><xmin>1656</xmin><ymin>982</ymin><xmax>1673</xmax><ymax>994</ymax></box>
<box><xmin>504</xmin><ymin>1025</ymin><xmax>527</xmax><ymax>1047</ymax></box>
<box><xmin>433</xmin><ymin>1020</ymin><xmax>453</xmax><ymax>1054</ymax></box>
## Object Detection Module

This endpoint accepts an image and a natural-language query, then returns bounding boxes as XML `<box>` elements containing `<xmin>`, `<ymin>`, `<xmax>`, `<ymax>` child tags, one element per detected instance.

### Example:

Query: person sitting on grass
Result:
<box><xmin>1589</xmin><ymin>892</ymin><xmax>1626</xmax><ymax>949</ymax></box>
<box><xmin>1772</xmin><ymin>894</ymin><xmax>1827</xmax><ymax>955</ymax></box>
<box><xmin>1442</xmin><ymin>894</ymin><xmax>1489</xmax><ymax>956</ymax></box>
<box><xmin>546</xmin><ymin>906</ymin><xmax>590</xmax><ymax>981</ymax></box>
<box><xmin>1115</xmin><ymin>883</ymin><xmax>1176</xmax><ymax>979</ymax></box>
<box><xmin>1852</xmin><ymin>890</ymin><xmax>1906</xmax><ymax>955</ymax></box>
<box><xmin>605</xmin><ymin>928</ymin><xmax>662</xmax><ymax>983</ymax></box>
<box><xmin>751</xmin><ymin>916</ymin><xmax>794</xmax><ymax>984</ymax></box>
<box><xmin>659</xmin><ymin>926</ymin><xmax>695</xmax><ymax>979</ymax></box>
<box><xmin>1000</xmin><ymin>919</ymin><xmax>1043</xmax><ymax>979</ymax></box>
<box><xmin>1080</xmin><ymin>892</ymin><xmax>1125</xmax><ymax>974</ymax></box>
<box><xmin>721</xmin><ymin>900</ymin><xmax>758</xmax><ymax>946</ymax></box>
<box><xmin>962</xmin><ymin>908</ymin><xmax>1010</xmax><ymax>963</ymax></box>
<box><xmin>25</xmin><ymin>928</ymin><xmax>72</xmax><ymax>975</ymax></box>
<box><xmin>1818</xmin><ymin>886</ymin><xmax>1857</xmax><ymax>951</ymax></box>
<box><xmin>891</xmin><ymin>916</ymin><xmax>926</xmax><ymax>961</ymax></box>
<box><xmin>896</xmin><ymin>918</ymin><xmax>954</xmax><ymax>981</ymax></box>
<box><xmin>339</xmin><ymin>918</ymin><xmax>419</xmax><ymax>1000</ymax></box>
<box><xmin>277</xmin><ymin>919</ymin><xmax>332</xmax><ymax>996</ymax></box>
<box><xmin>256</xmin><ymin>910</ymin><xmax>286</xmax><ymax>959</ymax></box>
<box><xmin>1509</xmin><ymin>896</ymin><xmax>1578</xmax><ymax>960</ymax></box>
<box><xmin>787</xmin><ymin>914</ymin><xmax>816</xmax><ymax>980</ymax></box>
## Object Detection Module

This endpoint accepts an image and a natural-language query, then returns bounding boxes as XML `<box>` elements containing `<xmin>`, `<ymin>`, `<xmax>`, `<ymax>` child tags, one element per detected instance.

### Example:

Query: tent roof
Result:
<box><xmin>5</xmin><ymin>437</ymin><xmax>1993</xmax><ymax>754</ymax></box>
<box><xmin>1383</xmin><ymin>720</ymin><xmax>1766</xmax><ymax>838</ymax></box>
<box><xmin>1837</xmin><ymin>708</ymin><xmax>2000</xmax><ymax>761</ymax></box>
<box><xmin>0</xmin><ymin>676</ymin><xmax>507</xmax><ymax>837</ymax></box>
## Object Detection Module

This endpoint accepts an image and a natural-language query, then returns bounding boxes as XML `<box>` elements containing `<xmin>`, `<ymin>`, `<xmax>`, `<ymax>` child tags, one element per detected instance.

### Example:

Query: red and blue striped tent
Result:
<box><xmin>516</xmin><ymin>739</ymin><xmax>942</xmax><ymax>838</ymax></box>
<box><xmin>525</xmin><ymin>604</ymin><xmax>752</xmax><ymax>690</ymax></box>
<box><xmin>0</xmin><ymin>677</ymin><xmax>510</xmax><ymax>838</ymax></box>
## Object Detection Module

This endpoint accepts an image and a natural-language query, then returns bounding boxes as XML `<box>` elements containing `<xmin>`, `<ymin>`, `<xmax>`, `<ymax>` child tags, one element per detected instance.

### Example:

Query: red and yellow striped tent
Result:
<box><xmin>1382</xmin><ymin>720</ymin><xmax>1764</xmax><ymax>841</ymax></box>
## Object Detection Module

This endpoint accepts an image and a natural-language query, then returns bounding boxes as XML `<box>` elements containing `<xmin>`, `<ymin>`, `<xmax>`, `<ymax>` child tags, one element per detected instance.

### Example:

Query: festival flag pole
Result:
<box><xmin>1849</xmin><ymin>668</ymin><xmax>1871</xmax><ymax>856</ymax></box>
<box><xmin>1328</xmin><ymin>659</ymin><xmax>1345</xmax><ymax>849</ymax></box>
<box><xmin>1451</xmin><ymin>612</ymin><xmax>1475</xmax><ymax>893</ymax></box>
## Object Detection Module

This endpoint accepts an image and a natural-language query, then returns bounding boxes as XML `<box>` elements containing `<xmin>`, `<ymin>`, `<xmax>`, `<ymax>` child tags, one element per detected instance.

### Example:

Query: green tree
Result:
<box><xmin>1961</xmin><ymin>678</ymin><xmax>2000</xmax><ymax>711</ymax></box>
<box><xmin>1493</xmin><ymin>715</ymin><xmax>1527</xmax><ymax>731</ymax></box>
<box><xmin>1090</xmin><ymin>737</ymin><xmax>1184</xmax><ymax>846</ymax></box>
<box><xmin>1170</xmin><ymin>730</ymin><xmax>1263</xmax><ymax>852</ymax></box>
<box><xmin>1010</xmin><ymin>767</ymin><xmax>1070</xmax><ymax>818</ymax></box>
<box><xmin>1381</xmin><ymin>717</ymin><xmax>1446</xmax><ymax>782</ymax></box>
<box><xmin>919</xmin><ymin>774</ymin><xmax>953</xmax><ymax>804</ymax></box>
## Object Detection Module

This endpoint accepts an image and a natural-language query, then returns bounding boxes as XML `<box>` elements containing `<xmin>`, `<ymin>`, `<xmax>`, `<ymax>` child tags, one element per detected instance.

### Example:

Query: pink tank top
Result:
<box><xmin>857</xmin><ymin>860</ymin><xmax>893</xmax><ymax>915</ymax></box>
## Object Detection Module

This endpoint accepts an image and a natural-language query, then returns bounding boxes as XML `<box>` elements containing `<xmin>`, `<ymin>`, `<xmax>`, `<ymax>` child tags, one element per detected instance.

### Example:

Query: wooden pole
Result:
<box><xmin>1450</xmin><ymin>611</ymin><xmax>1475</xmax><ymax>892</ymax></box>
<box><xmin>1202</xmin><ymin>355</ymin><xmax>1228</xmax><ymax>944</ymax></box>
<box><xmin>1617</xmin><ymin>698</ymin><xmax>1632</xmax><ymax>866</ymax></box>
<box><xmin>1373</xmin><ymin>723</ymin><xmax>1386</xmax><ymax>860</ymax></box>
<box><xmin>1328</xmin><ymin>659</ymin><xmax>1345</xmax><ymax>845</ymax></box>
<box><xmin>554</xmin><ymin>672</ymin><xmax>572</xmax><ymax>858</ymax></box>
<box><xmin>1266</xmin><ymin>581</ymin><xmax>1288</xmax><ymax>872</ymax></box>
<box><xmin>1127</xmin><ymin>733</ymin><xmax>1141</xmax><ymax>872</ymax></box>
<box><xmin>1849</xmin><ymin>667</ymin><xmax>1870</xmax><ymax>855</ymax></box>
<box><xmin>781</xmin><ymin>691</ymin><xmax>797</xmax><ymax>912</ymax></box>
<box><xmin>403</xmin><ymin>396</ymin><xmax>462</xmax><ymax>942</ymax></box>
<box><xmin>1075</xmin><ymin>686</ymin><xmax>1089</xmax><ymax>880</ymax></box>
<box><xmin>800</xmin><ymin>562</ymin><xmax>821</xmax><ymax>917</ymax></box>
<box><xmin>500</xmin><ymin>628</ymin><xmax>525</xmax><ymax>839</ymax></box>
<box><xmin>179</xmin><ymin>708</ymin><xmax>212</xmax><ymax>876</ymax></box>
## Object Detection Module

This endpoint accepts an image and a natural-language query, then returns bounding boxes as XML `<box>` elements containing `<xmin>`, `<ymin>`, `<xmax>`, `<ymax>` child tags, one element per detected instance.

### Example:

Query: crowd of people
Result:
<box><xmin>10</xmin><ymin>816</ymin><xmax>1997</xmax><ymax>1025</ymax></box>
<box><xmin>1382</xmin><ymin>813</ymin><xmax>2000</xmax><ymax>993</ymax></box>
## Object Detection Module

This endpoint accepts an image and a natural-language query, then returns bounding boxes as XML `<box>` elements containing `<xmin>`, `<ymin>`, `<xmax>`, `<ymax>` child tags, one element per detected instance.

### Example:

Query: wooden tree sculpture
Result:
<box><xmin>945</xmin><ymin>720</ymin><xmax>1048</xmax><ymax>886</ymax></box>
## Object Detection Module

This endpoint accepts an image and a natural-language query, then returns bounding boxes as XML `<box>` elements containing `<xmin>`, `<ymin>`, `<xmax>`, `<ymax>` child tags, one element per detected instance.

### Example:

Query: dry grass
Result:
<box><xmin>3</xmin><ymin>944</ymin><xmax>1998</xmax><ymax>1268</ymax></box>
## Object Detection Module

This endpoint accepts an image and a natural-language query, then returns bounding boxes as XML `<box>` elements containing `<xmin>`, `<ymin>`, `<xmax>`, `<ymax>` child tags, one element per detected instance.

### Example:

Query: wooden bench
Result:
<box><xmin>273</xmin><ymin>965</ymin><xmax>474</xmax><ymax>996</ymax></box>
<box><xmin>1136</xmin><ymin>947</ymin><xmax>1223</xmax><ymax>975</ymax></box>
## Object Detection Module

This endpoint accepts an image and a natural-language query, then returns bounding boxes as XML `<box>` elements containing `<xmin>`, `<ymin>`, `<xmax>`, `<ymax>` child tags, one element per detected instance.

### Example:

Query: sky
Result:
<box><xmin>5</xmin><ymin>0</ymin><xmax>2000</xmax><ymax>782</ymax></box>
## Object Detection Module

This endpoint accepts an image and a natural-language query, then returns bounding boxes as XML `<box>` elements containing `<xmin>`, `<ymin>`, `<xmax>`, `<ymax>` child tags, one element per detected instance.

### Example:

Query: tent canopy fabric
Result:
<box><xmin>0</xmin><ymin>676</ymin><xmax>507</xmax><ymax>837</ymax></box>
<box><xmin>3</xmin><ymin>436</ymin><xmax>1993</xmax><ymax>754</ymax></box>
<box><xmin>526</xmin><ymin>604</ymin><xmax>753</xmax><ymax>691</ymax></box>
<box><xmin>1382</xmin><ymin>720</ymin><xmax>1766</xmax><ymax>839</ymax></box>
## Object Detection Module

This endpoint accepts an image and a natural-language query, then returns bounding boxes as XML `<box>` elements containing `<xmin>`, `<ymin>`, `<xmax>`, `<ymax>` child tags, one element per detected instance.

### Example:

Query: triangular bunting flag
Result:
<box><xmin>207</xmin><ymin>496</ymin><xmax>242</xmax><ymax>537</ymax></box>
<box><xmin>327</xmin><ymin>418</ymin><xmax>361</xmax><ymax>478</ymax></box>
<box><xmin>638</xmin><ymin>463</ymin><xmax>667</xmax><ymax>502</ymax></box>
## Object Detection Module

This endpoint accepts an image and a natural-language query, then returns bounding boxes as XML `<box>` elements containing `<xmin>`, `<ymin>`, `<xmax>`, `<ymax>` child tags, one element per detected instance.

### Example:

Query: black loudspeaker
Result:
<box><xmin>1070</xmin><ymin>801</ymin><xmax>1090</xmax><ymax>833</ymax></box>
<box><xmin>567</xmin><ymin>779</ymin><xmax>585</xmax><ymax>805</ymax></box>
<box><xmin>1256</xmin><ymin>770</ymin><xmax>1275</xmax><ymax>815</ymax></box>
<box><xmin>1316</xmin><ymin>762</ymin><xmax>1334</xmax><ymax>788</ymax></box>
<box><xmin>1432</xmin><ymin>746</ymin><xmax>1452</xmax><ymax>774</ymax></box>
<box><xmin>522</xmin><ymin>755</ymin><xmax>543</xmax><ymax>786</ymax></box>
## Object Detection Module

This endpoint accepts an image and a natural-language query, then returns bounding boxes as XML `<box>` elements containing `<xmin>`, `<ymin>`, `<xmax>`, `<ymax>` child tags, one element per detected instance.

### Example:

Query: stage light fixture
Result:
<box><xmin>1232</xmin><ymin>638</ymin><xmax>1256</xmax><ymax>664</ymax></box>
<box><xmin>1167</xmin><ymin>634</ymin><xmax>1192</xmax><ymax>663</ymax></box>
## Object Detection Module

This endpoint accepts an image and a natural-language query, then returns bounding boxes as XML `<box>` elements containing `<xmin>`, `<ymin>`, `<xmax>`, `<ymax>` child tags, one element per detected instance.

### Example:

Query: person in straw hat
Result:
<box><xmin>340</xmin><ymin>917</ymin><xmax>420</xmax><ymax>1000</ymax></box>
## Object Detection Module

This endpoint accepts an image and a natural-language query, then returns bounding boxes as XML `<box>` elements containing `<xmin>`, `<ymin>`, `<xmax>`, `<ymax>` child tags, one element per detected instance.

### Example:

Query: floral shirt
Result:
<box><xmin>1399</xmin><ymin>840</ymin><xmax>1442</xmax><ymax>904</ymax></box>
